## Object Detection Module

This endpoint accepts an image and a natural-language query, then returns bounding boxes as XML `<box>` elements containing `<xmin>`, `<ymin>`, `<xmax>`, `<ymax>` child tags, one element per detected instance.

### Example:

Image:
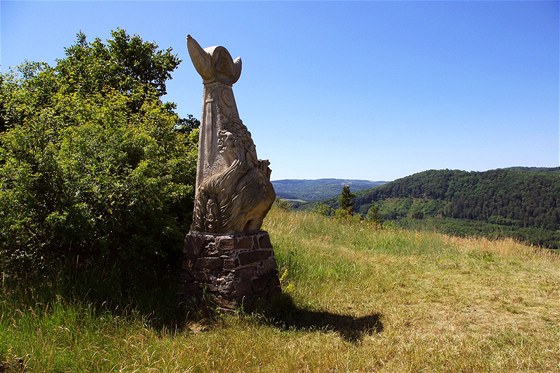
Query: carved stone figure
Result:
<box><xmin>183</xmin><ymin>36</ymin><xmax>281</xmax><ymax>311</ymax></box>
<box><xmin>187</xmin><ymin>35</ymin><xmax>275</xmax><ymax>234</ymax></box>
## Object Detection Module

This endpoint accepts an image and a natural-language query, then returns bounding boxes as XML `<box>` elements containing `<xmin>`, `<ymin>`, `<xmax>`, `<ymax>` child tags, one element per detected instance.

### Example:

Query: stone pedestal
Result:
<box><xmin>182</xmin><ymin>231</ymin><xmax>281</xmax><ymax>311</ymax></box>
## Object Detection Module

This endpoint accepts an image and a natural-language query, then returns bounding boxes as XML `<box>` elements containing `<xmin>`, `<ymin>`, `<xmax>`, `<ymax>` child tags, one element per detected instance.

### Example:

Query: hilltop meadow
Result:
<box><xmin>2</xmin><ymin>206</ymin><xmax>559</xmax><ymax>372</ymax></box>
<box><xmin>1</xmin><ymin>28</ymin><xmax>558</xmax><ymax>372</ymax></box>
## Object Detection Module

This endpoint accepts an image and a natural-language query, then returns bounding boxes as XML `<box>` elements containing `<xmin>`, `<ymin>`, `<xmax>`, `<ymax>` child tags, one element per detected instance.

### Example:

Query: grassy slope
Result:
<box><xmin>1</xmin><ymin>207</ymin><xmax>559</xmax><ymax>372</ymax></box>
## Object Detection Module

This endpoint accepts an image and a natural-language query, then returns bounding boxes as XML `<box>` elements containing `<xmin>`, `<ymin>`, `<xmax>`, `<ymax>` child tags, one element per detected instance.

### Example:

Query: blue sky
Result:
<box><xmin>2</xmin><ymin>1</ymin><xmax>558</xmax><ymax>181</ymax></box>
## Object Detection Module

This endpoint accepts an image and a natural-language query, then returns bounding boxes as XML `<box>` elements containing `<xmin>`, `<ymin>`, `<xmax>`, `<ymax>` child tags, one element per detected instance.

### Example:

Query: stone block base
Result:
<box><xmin>182</xmin><ymin>231</ymin><xmax>281</xmax><ymax>311</ymax></box>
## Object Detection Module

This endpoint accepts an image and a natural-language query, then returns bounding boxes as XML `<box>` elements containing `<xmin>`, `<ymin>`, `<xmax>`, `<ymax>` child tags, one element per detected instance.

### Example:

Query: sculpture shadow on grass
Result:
<box><xmin>254</xmin><ymin>293</ymin><xmax>384</xmax><ymax>343</ymax></box>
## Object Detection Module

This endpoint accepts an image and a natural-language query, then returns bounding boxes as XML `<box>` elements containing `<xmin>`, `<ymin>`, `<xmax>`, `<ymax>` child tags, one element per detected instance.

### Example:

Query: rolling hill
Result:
<box><xmin>272</xmin><ymin>179</ymin><xmax>385</xmax><ymax>202</ymax></box>
<box><xmin>352</xmin><ymin>167</ymin><xmax>560</xmax><ymax>248</ymax></box>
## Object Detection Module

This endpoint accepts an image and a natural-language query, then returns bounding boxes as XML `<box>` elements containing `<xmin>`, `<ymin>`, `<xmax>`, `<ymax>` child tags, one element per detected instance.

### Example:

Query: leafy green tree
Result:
<box><xmin>56</xmin><ymin>29</ymin><xmax>180</xmax><ymax>112</ymax></box>
<box><xmin>175</xmin><ymin>114</ymin><xmax>200</xmax><ymax>134</ymax></box>
<box><xmin>338</xmin><ymin>185</ymin><xmax>355</xmax><ymax>215</ymax></box>
<box><xmin>366</xmin><ymin>202</ymin><xmax>382</xmax><ymax>225</ymax></box>
<box><xmin>0</xmin><ymin>30</ymin><xmax>198</xmax><ymax>285</ymax></box>
<box><xmin>313</xmin><ymin>203</ymin><xmax>334</xmax><ymax>216</ymax></box>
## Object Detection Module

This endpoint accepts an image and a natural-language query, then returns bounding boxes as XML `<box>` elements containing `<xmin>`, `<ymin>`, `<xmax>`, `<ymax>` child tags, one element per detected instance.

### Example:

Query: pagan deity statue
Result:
<box><xmin>187</xmin><ymin>35</ymin><xmax>275</xmax><ymax>234</ymax></box>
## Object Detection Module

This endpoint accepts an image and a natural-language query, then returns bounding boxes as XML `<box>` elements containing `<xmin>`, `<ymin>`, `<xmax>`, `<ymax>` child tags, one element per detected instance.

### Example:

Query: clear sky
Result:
<box><xmin>2</xmin><ymin>1</ymin><xmax>559</xmax><ymax>181</ymax></box>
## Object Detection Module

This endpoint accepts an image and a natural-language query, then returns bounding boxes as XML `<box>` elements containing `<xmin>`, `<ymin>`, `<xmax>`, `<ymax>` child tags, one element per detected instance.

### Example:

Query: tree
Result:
<box><xmin>366</xmin><ymin>202</ymin><xmax>383</xmax><ymax>225</ymax></box>
<box><xmin>338</xmin><ymin>185</ymin><xmax>356</xmax><ymax>215</ymax></box>
<box><xmin>56</xmin><ymin>29</ymin><xmax>181</xmax><ymax>112</ymax></box>
<box><xmin>0</xmin><ymin>30</ymin><xmax>198</xmax><ymax>285</ymax></box>
<box><xmin>313</xmin><ymin>203</ymin><xmax>334</xmax><ymax>216</ymax></box>
<box><xmin>175</xmin><ymin>114</ymin><xmax>200</xmax><ymax>134</ymax></box>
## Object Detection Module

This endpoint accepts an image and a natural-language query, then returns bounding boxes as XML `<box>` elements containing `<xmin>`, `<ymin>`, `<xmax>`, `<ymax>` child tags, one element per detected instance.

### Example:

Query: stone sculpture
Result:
<box><xmin>183</xmin><ymin>36</ymin><xmax>280</xmax><ymax>311</ymax></box>
<box><xmin>187</xmin><ymin>35</ymin><xmax>275</xmax><ymax>234</ymax></box>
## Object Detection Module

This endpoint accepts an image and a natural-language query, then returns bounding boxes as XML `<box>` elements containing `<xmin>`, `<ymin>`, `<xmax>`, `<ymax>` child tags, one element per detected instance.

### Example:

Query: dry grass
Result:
<box><xmin>2</xmin><ymin>206</ymin><xmax>559</xmax><ymax>371</ymax></box>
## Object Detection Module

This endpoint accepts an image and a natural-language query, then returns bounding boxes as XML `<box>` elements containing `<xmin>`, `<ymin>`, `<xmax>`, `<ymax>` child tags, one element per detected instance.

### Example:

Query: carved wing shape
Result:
<box><xmin>187</xmin><ymin>35</ymin><xmax>213</xmax><ymax>82</ymax></box>
<box><xmin>232</xmin><ymin>57</ymin><xmax>242</xmax><ymax>84</ymax></box>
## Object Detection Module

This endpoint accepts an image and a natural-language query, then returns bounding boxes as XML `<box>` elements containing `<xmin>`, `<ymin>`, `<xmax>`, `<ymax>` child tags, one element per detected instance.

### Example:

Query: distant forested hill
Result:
<box><xmin>272</xmin><ymin>179</ymin><xmax>386</xmax><ymax>202</ymax></box>
<box><xmin>352</xmin><ymin>168</ymin><xmax>560</xmax><ymax>248</ymax></box>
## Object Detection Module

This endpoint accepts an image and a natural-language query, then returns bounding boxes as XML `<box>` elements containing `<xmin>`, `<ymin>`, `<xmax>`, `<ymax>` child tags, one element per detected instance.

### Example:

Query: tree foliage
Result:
<box><xmin>338</xmin><ymin>185</ymin><xmax>355</xmax><ymax>215</ymax></box>
<box><xmin>352</xmin><ymin>168</ymin><xmax>560</xmax><ymax>248</ymax></box>
<box><xmin>365</xmin><ymin>202</ymin><xmax>382</xmax><ymax>225</ymax></box>
<box><xmin>0</xmin><ymin>30</ymin><xmax>198</xmax><ymax>281</ymax></box>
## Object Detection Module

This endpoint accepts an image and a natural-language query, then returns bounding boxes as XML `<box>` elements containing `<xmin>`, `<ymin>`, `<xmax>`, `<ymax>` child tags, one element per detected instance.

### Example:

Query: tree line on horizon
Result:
<box><xmin>286</xmin><ymin>168</ymin><xmax>559</xmax><ymax>249</ymax></box>
<box><xmin>350</xmin><ymin>168</ymin><xmax>560</xmax><ymax>248</ymax></box>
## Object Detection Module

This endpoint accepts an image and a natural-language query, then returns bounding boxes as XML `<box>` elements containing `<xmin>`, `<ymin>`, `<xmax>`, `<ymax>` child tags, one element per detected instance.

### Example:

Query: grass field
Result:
<box><xmin>1</xmin><ymin>206</ymin><xmax>559</xmax><ymax>371</ymax></box>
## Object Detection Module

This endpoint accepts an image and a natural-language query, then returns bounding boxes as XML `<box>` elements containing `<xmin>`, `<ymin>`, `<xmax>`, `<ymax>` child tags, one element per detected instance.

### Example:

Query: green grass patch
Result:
<box><xmin>1</xmin><ymin>206</ymin><xmax>559</xmax><ymax>371</ymax></box>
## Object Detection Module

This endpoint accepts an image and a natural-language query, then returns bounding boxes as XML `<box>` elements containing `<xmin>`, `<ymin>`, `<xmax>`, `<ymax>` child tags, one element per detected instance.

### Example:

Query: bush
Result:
<box><xmin>0</xmin><ymin>30</ymin><xmax>198</xmax><ymax>287</ymax></box>
<box><xmin>313</xmin><ymin>203</ymin><xmax>334</xmax><ymax>216</ymax></box>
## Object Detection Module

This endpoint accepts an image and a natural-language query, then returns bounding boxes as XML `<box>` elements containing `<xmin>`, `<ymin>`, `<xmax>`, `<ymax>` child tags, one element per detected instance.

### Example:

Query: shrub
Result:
<box><xmin>0</xmin><ymin>30</ymin><xmax>198</xmax><ymax>287</ymax></box>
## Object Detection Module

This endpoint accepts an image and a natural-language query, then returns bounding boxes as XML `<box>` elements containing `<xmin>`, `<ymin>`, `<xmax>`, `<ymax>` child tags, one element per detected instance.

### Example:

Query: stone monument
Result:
<box><xmin>182</xmin><ymin>35</ymin><xmax>280</xmax><ymax>311</ymax></box>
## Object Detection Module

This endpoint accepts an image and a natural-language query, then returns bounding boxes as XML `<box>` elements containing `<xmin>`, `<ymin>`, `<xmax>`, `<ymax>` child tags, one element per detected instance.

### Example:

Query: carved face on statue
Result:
<box><xmin>217</xmin><ymin>130</ymin><xmax>238</xmax><ymax>165</ymax></box>
<box><xmin>217</xmin><ymin>130</ymin><xmax>233</xmax><ymax>152</ymax></box>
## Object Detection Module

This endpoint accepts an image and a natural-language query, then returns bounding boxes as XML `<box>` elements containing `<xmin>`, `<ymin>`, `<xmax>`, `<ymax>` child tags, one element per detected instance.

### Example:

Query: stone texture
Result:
<box><xmin>182</xmin><ymin>231</ymin><xmax>281</xmax><ymax>311</ymax></box>
<box><xmin>238</xmin><ymin>250</ymin><xmax>272</xmax><ymax>266</ymax></box>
